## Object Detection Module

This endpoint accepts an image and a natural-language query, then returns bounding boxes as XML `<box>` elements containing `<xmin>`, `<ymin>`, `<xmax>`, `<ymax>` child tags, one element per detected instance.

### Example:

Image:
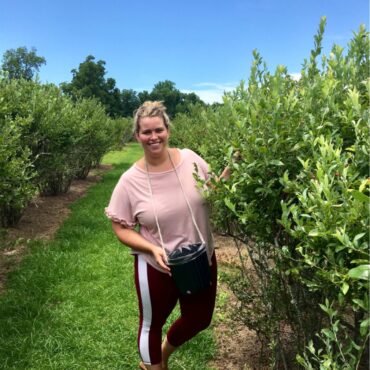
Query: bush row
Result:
<box><xmin>172</xmin><ymin>19</ymin><xmax>369</xmax><ymax>368</ymax></box>
<box><xmin>0</xmin><ymin>77</ymin><xmax>132</xmax><ymax>227</ymax></box>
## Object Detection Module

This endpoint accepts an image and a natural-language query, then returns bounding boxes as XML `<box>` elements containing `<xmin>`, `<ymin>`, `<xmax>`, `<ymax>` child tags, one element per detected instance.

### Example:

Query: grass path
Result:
<box><xmin>0</xmin><ymin>143</ymin><xmax>216</xmax><ymax>370</ymax></box>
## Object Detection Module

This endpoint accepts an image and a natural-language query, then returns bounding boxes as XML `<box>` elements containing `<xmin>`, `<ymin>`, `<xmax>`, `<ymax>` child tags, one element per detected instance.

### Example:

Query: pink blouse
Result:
<box><xmin>105</xmin><ymin>148</ymin><xmax>214</xmax><ymax>272</ymax></box>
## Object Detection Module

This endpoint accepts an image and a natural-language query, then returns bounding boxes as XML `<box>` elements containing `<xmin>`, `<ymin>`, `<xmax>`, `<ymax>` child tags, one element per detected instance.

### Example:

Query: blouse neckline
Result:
<box><xmin>134</xmin><ymin>148</ymin><xmax>184</xmax><ymax>175</ymax></box>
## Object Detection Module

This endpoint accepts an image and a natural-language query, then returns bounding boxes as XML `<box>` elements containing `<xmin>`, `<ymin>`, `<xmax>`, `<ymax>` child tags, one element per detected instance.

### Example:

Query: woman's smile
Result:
<box><xmin>136</xmin><ymin>116</ymin><xmax>170</xmax><ymax>155</ymax></box>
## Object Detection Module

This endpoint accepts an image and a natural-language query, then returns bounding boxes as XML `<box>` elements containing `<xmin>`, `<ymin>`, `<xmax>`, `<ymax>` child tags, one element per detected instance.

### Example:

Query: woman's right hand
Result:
<box><xmin>111</xmin><ymin>222</ymin><xmax>172</xmax><ymax>274</ymax></box>
<box><xmin>151</xmin><ymin>246</ymin><xmax>171</xmax><ymax>275</ymax></box>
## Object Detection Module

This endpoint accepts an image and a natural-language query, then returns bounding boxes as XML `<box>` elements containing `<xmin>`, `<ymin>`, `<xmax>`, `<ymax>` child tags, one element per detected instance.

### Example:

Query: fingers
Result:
<box><xmin>232</xmin><ymin>150</ymin><xmax>242</xmax><ymax>161</ymax></box>
<box><xmin>152</xmin><ymin>248</ymin><xmax>172</xmax><ymax>275</ymax></box>
<box><xmin>219</xmin><ymin>166</ymin><xmax>231</xmax><ymax>181</ymax></box>
<box><xmin>157</xmin><ymin>256</ymin><xmax>171</xmax><ymax>273</ymax></box>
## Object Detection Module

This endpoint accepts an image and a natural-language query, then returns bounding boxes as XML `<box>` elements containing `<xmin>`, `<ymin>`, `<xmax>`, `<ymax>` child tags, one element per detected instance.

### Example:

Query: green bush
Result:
<box><xmin>0</xmin><ymin>117</ymin><xmax>36</xmax><ymax>227</ymax></box>
<box><xmin>171</xmin><ymin>18</ymin><xmax>369</xmax><ymax>368</ymax></box>
<box><xmin>280</xmin><ymin>134</ymin><xmax>369</xmax><ymax>369</ymax></box>
<box><xmin>27</xmin><ymin>82</ymin><xmax>80</xmax><ymax>194</ymax></box>
<box><xmin>0</xmin><ymin>77</ymin><xmax>131</xmax><ymax>224</ymax></box>
<box><xmin>68</xmin><ymin>99</ymin><xmax>131</xmax><ymax>180</ymax></box>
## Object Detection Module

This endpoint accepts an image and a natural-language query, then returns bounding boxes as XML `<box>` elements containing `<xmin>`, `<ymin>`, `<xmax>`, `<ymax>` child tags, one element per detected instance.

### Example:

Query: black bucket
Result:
<box><xmin>167</xmin><ymin>243</ymin><xmax>211</xmax><ymax>295</ymax></box>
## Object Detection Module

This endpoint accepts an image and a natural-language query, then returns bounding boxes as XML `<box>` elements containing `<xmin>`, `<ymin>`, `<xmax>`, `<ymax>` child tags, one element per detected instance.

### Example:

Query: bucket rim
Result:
<box><xmin>167</xmin><ymin>242</ymin><xmax>207</xmax><ymax>266</ymax></box>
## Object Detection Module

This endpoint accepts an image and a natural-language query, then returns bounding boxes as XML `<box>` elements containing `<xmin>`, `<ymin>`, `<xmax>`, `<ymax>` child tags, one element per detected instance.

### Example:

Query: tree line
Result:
<box><xmin>1</xmin><ymin>47</ymin><xmax>206</xmax><ymax>118</ymax></box>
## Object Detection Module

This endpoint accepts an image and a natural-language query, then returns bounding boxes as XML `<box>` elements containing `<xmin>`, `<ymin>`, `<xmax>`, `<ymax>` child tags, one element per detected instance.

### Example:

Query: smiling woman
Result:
<box><xmin>136</xmin><ymin>116</ymin><xmax>170</xmax><ymax>162</ymax></box>
<box><xmin>105</xmin><ymin>101</ymin><xmax>225</xmax><ymax>370</ymax></box>
<box><xmin>133</xmin><ymin>102</ymin><xmax>172</xmax><ymax>169</ymax></box>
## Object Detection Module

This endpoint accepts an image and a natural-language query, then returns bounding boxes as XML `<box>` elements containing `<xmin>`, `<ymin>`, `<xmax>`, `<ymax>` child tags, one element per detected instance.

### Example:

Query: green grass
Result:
<box><xmin>0</xmin><ymin>143</ymin><xmax>216</xmax><ymax>370</ymax></box>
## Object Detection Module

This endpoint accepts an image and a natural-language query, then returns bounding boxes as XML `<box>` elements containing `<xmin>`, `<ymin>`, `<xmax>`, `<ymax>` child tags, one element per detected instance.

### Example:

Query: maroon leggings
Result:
<box><xmin>134</xmin><ymin>252</ymin><xmax>217</xmax><ymax>366</ymax></box>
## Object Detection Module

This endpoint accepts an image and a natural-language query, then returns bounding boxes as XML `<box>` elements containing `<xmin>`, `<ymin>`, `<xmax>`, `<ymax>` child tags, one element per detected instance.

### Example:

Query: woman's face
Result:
<box><xmin>136</xmin><ymin>116</ymin><xmax>169</xmax><ymax>156</ymax></box>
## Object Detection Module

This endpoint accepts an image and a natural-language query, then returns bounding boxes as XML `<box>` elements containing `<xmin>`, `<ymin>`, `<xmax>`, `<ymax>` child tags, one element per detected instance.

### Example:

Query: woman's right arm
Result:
<box><xmin>111</xmin><ymin>221</ymin><xmax>171</xmax><ymax>273</ymax></box>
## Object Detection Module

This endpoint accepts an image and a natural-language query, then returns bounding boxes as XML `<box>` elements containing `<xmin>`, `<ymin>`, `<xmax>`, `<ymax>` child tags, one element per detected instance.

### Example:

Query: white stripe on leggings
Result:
<box><xmin>138</xmin><ymin>255</ymin><xmax>152</xmax><ymax>364</ymax></box>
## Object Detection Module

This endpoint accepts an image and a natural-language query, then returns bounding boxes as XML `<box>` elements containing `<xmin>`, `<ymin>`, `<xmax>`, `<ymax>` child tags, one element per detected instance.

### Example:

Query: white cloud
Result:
<box><xmin>181</xmin><ymin>89</ymin><xmax>224</xmax><ymax>104</ymax></box>
<box><xmin>182</xmin><ymin>82</ymin><xmax>238</xmax><ymax>104</ymax></box>
<box><xmin>289</xmin><ymin>72</ymin><xmax>301</xmax><ymax>81</ymax></box>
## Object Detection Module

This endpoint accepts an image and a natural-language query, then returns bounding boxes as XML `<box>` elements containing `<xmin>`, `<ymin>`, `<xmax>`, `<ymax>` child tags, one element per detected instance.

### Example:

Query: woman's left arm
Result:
<box><xmin>217</xmin><ymin>150</ymin><xmax>241</xmax><ymax>181</ymax></box>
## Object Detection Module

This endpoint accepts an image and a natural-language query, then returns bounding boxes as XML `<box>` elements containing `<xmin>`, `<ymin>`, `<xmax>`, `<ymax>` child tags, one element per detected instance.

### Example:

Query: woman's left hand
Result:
<box><xmin>219</xmin><ymin>166</ymin><xmax>231</xmax><ymax>181</ymax></box>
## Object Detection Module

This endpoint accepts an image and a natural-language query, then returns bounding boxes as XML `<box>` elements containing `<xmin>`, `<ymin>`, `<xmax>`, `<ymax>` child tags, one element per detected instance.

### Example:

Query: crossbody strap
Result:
<box><xmin>145</xmin><ymin>150</ymin><xmax>205</xmax><ymax>255</ymax></box>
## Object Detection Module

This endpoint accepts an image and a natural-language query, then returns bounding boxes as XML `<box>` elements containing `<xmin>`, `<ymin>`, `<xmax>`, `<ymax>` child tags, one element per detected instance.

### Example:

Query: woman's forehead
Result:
<box><xmin>140</xmin><ymin>116</ymin><xmax>166</xmax><ymax>128</ymax></box>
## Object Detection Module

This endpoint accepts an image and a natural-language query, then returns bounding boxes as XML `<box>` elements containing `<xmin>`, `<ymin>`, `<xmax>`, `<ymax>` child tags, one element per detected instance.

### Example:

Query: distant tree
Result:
<box><xmin>61</xmin><ymin>55</ymin><xmax>122</xmax><ymax>117</ymax></box>
<box><xmin>210</xmin><ymin>102</ymin><xmax>223</xmax><ymax>109</ymax></box>
<box><xmin>121</xmin><ymin>89</ymin><xmax>141</xmax><ymax>117</ymax></box>
<box><xmin>138</xmin><ymin>90</ymin><xmax>151</xmax><ymax>104</ymax></box>
<box><xmin>149</xmin><ymin>80</ymin><xmax>182</xmax><ymax>117</ymax></box>
<box><xmin>176</xmin><ymin>92</ymin><xmax>206</xmax><ymax>114</ymax></box>
<box><xmin>1</xmin><ymin>46</ymin><xmax>46</xmax><ymax>80</ymax></box>
<box><xmin>183</xmin><ymin>92</ymin><xmax>203</xmax><ymax>105</ymax></box>
<box><xmin>105</xmin><ymin>77</ymin><xmax>123</xmax><ymax>117</ymax></box>
<box><xmin>136</xmin><ymin>81</ymin><xmax>206</xmax><ymax>117</ymax></box>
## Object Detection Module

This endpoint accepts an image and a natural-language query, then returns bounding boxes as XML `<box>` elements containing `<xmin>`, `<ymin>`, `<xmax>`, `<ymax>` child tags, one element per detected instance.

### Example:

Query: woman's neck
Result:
<box><xmin>143</xmin><ymin>148</ymin><xmax>178</xmax><ymax>172</ymax></box>
<box><xmin>145</xmin><ymin>151</ymin><xmax>169</xmax><ymax>167</ymax></box>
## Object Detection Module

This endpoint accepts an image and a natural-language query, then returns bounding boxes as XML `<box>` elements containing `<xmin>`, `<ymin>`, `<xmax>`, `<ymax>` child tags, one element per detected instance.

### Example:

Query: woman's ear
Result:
<box><xmin>134</xmin><ymin>131</ymin><xmax>140</xmax><ymax>142</ymax></box>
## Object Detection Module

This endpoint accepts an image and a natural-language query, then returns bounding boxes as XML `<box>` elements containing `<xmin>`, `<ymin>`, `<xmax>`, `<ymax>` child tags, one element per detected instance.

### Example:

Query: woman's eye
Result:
<box><xmin>141</xmin><ymin>128</ymin><xmax>164</xmax><ymax>135</ymax></box>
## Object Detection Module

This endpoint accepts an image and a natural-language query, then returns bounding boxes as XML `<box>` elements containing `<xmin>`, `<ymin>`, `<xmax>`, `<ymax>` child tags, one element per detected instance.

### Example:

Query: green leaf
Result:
<box><xmin>359</xmin><ymin>178</ymin><xmax>370</xmax><ymax>192</ymax></box>
<box><xmin>341</xmin><ymin>282</ymin><xmax>349</xmax><ymax>295</ymax></box>
<box><xmin>346</xmin><ymin>145</ymin><xmax>355</xmax><ymax>152</ymax></box>
<box><xmin>352</xmin><ymin>299</ymin><xmax>367</xmax><ymax>310</ymax></box>
<box><xmin>348</xmin><ymin>265</ymin><xmax>370</xmax><ymax>280</ymax></box>
<box><xmin>281</xmin><ymin>246</ymin><xmax>290</xmax><ymax>255</ymax></box>
<box><xmin>350</xmin><ymin>190</ymin><xmax>370</xmax><ymax>203</ymax></box>
<box><xmin>295</xmin><ymin>354</ymin><xmax>306</xmax><ymax>366</ymax></box>
<box><xmin>353</xmin><ymin>233</ymin><xmax>366</xmax><ymax>243</ymax></box>
<box><xmin>360</xmin><ymin>317</ymin><xmax>370</xmax><ymax>328</ymax></box>
<box><xmin>319</xmin><ymin>303</ymin><xmax>329</xmax><ymax>314</ymax></box>
<box><xmin>322</xmin><ymin>328</ymin><xmax>335</xmax><ymax>340</ymax></box>
<box><xmin>335</xmin><ymin>244</ymin><xmax>347</xmax><ymax>253</ymax></box>
<box><xmin>269</xmin><ymin>160</ymin><xmax>284</xmax><ymax>166</ymax></box>
<box><xmin>224</xmin><ymin>197</ymin><xmax>236</xmax><ymax>213</ymax></box>
<box><xmin>307</xmin><ymin>340</ymin><xmax>315</xmax><ymax>354</ymax></box>
<box><xmin>360</xmin><ymin>317</ymin><xmax>370</xmax><ymax>336</ymax></box>
<box><xmin>308</xmin><ymin>229</ymin><xmax>319</xmax><ymax>237</ymax></box>
<box><xmin>297</xmin><ymin>157</ymin><xmax>310</xmax><ymax>170</ymax></box>
<box><xmin>350</xmin><ymin>259</ymin><xmax>368</xmax><ymax>264</ymax></box>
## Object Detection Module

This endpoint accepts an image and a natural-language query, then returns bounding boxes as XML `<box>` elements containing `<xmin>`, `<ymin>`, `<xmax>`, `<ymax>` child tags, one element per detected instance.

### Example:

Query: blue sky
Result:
<box><xmin>0</xmin><ymin>0</ymin><xmax>368</xmax><ymax>103</ymax></box>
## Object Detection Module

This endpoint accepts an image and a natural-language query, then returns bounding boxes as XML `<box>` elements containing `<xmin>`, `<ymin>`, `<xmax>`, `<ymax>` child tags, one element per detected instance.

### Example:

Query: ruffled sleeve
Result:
<box><xmin>104</xmin><ymin>175</ymin><xmax>137</xmax><ymax>229</ymax></box>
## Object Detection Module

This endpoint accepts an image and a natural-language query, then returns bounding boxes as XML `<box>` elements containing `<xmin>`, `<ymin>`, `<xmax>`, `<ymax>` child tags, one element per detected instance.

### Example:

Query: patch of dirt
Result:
<box><xmin>211</xmin><ymin>235</ymin><xmax>269</xmax><ymax>370</ymax></box>
<box><xmin>0</xmin><ymin>167</ymin><xmax>267</xmax><ymax>369</ymax></box>
<box><xmin>0</xmin><ymin>165</ymin><xmax>112</xmax><ymax>294</ymax></box>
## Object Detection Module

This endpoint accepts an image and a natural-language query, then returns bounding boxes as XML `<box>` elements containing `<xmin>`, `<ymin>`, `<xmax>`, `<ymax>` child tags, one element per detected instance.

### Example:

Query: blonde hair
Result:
<box><xmin>133</xmin><ymin>101</ymin><xmax>170</xmax><ymax>134</ymax></box>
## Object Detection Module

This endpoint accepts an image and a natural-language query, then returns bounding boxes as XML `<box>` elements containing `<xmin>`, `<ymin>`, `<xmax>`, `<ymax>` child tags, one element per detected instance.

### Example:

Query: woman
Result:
<box><xmin>105</xmin><ymin>101</ymin><xmax>229</xmax><ymax>370</ymax></box>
